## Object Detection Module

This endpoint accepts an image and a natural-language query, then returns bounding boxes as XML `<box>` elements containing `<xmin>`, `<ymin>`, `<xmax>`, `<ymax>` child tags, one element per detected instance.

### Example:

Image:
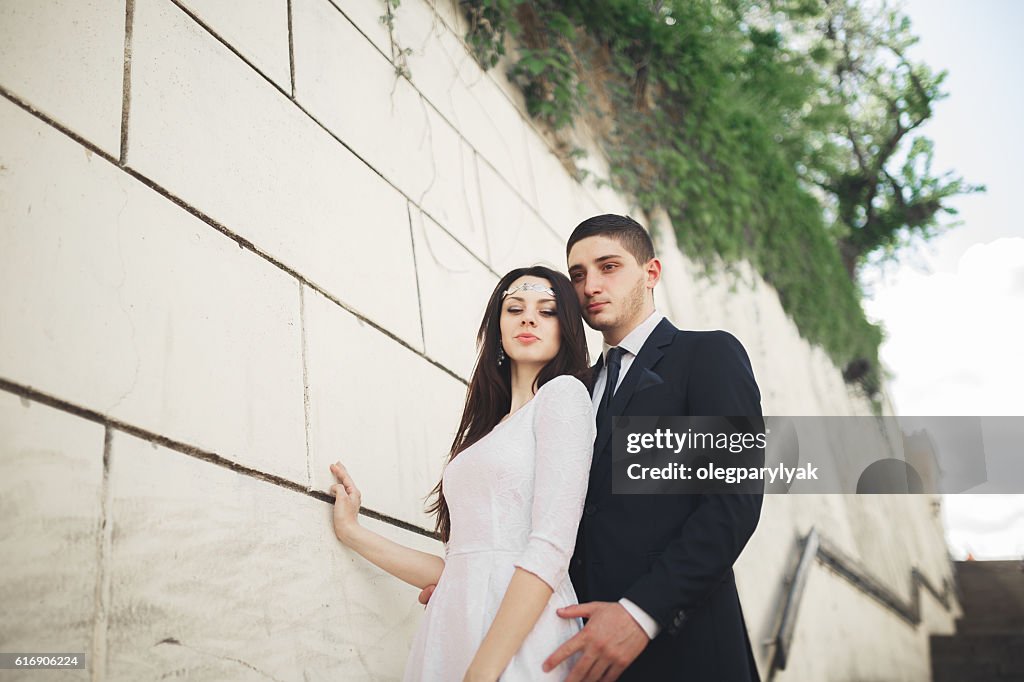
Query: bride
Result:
<box><xmin>329</xmin><ymin>265</ymin><xmax>596</xmax><ymax>681</ymax></box>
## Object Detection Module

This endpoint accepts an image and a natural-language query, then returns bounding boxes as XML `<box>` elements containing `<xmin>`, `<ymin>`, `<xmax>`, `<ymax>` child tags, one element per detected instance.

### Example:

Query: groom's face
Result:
<box><xmin>567</xmin><ymin>235</ymin><xmax>652</xmax><ymax>338</ymax></box>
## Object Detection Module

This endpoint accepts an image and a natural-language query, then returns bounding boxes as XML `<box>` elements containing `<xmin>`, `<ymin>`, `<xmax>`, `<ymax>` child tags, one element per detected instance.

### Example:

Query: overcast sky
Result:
<box><xmin>861</xmin><ymin>0</ymin><xmax>1024</xmax><ymax>560</ymax></box>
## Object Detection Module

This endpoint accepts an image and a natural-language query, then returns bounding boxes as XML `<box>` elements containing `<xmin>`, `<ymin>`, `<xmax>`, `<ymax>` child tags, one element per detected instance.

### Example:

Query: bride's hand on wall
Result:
<box><xmin>329</xmin><ymin>462</ymin><xmax>362</xmax><ymax>543</ymax></box>
<box><xmin>326</xmin><ymin>462</ymin><xmax>445</xmax><ymax>588</ymax></box>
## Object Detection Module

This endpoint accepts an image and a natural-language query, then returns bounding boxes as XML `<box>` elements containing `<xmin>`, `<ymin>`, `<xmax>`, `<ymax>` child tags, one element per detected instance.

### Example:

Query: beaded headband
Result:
<box><xmin>502</xmin><ymin>282</ymin><xmax>556</xmax><ymax>298</ymax></box>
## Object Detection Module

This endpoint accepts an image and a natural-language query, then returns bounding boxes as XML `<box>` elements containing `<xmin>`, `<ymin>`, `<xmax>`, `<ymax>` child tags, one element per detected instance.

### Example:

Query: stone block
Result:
<box><xmin>303</xmin><ymin>286</ymin><xmax>467</xmax><ymax>528</ymax></box>
<box><xmin>524</xmin><ymin>132</ymin><xmax>601</xmax><ymax>240</ymax></box>
<box><xmin>476</xmin><ymin>160</ymin><xmax>563</xmax><ymax>275</ymax></box>
<box><xmin>389</xmin><ymin>0</ymin><xmax>463</xmax><ymax>125</ymax></box>
<box><xmin>0</xmin><ymin>391</ymin><xmax>104</xmax><ymax>681</ymax></box>
<box><xmin>411</xmin><ymin>209</ymin><xmax>497</xmax><ymax>378</ymax></box>
<box><xmin>391</xmin><ymin>0</ymin><xmax>538</xmax><ymax>208</ymax></box>
<box><xmin>104</xmin><ymin>431</ymin><xmax>441</xmax><ymax>681</ymax></box>
<box><xmin>419</xmin><ymin>105</ymin><xmax>489</xmax><ymax>258</ymax></box>
<box><xmin>0</xmin><ymin>97</ymin><xmax>308</xmax><ymax>484</ymax></box>
<box><xmin>176</xmin><ymin>0</ymin><xmax>291</xmax><ymax>91</ymax></box>
<box><xmin>128</xmin><ymin>0</ymin><xmax>421</xmax><ymax>348</ymax></box>
<box><xmin>293</xmin><ymin>0</ymin><xmax>434</xmax><ymax>202</ymax></box>
<box><xmin>327</xmin><ymin>0</ymin><xmax>392</xmax><ymax>56</ymax></box>
<box><xmin>0</xmin><ymin>0</ymin><xmax>125</xmax><ymax>157</ymax></box>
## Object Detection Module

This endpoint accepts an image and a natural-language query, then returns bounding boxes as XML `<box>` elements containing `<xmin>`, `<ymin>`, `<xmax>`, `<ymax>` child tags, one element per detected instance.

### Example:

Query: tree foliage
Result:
<box><xmin>798</xmin><ymin>0</ymin><xmax>983</xmax><ymax>275</ymax></box>
<box><xmin>448</xmin><ymin>0</ymin><xmax>980</xmax><ymax>398</ymax></box>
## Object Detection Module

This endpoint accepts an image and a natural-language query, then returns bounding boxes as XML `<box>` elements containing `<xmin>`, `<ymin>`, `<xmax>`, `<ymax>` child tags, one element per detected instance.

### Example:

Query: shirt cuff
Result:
<box><xmin>619</xmin><ymin>598</ymin><xmax>661</xmax><ymax>639</ymax></box>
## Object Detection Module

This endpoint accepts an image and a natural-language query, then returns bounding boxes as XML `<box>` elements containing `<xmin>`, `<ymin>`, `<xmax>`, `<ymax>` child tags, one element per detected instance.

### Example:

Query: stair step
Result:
<box><xmin>955</xmin><ymin>616</ymin><xmax>1024</xmax><ymax>635</ymax></box>
<box><xmin>932</xmin><ymin>660</ymin><xmax>1024</xmax><ymax>682</ymax></box>
<box><xmin>955</xmin><ymin>561</ymin><xmax>1024</xmax><ymax>620</ymax></box>
<box><xmin>931</xmin><ymin>633</ymin><xmax>1024</xmax><ymax>656</ymax></box>
<box><xmin>931</xmin><ymin>634</ymin><xmax>1024</xmax><ymax>681</ymax></box>
<box><xmin>929</xmin><ymin>562</ymin><xmax>1023</xmax><ymax>681</ymax></box>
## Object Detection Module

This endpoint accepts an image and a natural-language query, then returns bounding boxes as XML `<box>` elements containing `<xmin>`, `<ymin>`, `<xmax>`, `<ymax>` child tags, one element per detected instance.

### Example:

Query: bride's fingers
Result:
<box><xmin>329</xmin><ymin>463</ymin><xmax>359</xmax><ymax>493</ymax></box>
<box><xmin>331</xmin><ymin>462</ymin><xmax>356</xmax><ymax>483</ymax></box>
<box><xmin>337</xmin><ymin>470</ymin><xmax>360</xmax><ymax>497</ymax></box>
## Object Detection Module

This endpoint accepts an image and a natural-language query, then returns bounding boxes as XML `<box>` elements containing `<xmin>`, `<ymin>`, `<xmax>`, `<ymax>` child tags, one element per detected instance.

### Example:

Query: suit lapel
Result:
<box><xmin>591</xmin><ymin>318</ymin><xmax>677</xmax><ymax>468</ymax></box>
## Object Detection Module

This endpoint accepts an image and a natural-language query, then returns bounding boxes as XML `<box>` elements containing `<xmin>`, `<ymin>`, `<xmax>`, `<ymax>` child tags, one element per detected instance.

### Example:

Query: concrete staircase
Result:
<box><xmin>930</xmin><ymin>561</ymin><xmax>1024</xmax><ymax>681</ymax></box>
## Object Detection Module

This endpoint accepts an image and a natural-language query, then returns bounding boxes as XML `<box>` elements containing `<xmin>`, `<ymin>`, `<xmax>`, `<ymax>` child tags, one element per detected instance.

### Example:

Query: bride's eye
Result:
<box><xmin>540</xmin><ymin>309</ymin><xmax>557</xmax><ymax>317</ymax></box>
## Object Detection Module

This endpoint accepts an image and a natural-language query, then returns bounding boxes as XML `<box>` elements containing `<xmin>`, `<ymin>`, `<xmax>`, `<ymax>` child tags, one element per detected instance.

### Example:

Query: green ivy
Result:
<box><xmin>427</xmin><ymin>0</ymin><xmax>979</xmax><ymax>402</ymax></box>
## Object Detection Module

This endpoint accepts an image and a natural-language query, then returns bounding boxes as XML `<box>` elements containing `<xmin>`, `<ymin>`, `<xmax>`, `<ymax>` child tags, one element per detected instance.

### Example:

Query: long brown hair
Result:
<box><xmin>426</xmin><ymin>266</ymin><xmax>590</xmax><ymax>542</ymax></box>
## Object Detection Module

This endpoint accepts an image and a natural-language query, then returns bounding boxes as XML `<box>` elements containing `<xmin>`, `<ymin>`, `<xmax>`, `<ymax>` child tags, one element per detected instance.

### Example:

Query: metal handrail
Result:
<box><xmin>768</xmin><ymin>527</ymin><xmax>819</xmax><ymax>674</ymax></box>
<box><xmin>765</xmin><ymin>527</ymin><xmax>955</xmax><ymax>680</ymax></box>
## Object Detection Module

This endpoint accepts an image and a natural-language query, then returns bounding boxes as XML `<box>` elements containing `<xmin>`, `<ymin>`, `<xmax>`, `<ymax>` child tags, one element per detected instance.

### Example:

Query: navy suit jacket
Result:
<box><xmin>569</xmin><ymin>318</ymin><xmax>764</xmax><ymax>681</ymax></box>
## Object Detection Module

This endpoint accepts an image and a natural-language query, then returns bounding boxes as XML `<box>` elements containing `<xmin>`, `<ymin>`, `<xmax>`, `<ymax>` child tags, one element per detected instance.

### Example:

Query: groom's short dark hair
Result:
<box><xmin>566</xmin><ymin>214</ymin><xmax>656</xmax><ymax>265</ymax></box>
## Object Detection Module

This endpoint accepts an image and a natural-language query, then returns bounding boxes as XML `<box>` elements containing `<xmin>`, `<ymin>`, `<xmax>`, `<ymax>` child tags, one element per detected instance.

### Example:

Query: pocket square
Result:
<box><xmin>635</xmin><ymin>368</ymin><xmax>664</xmax><ymax>393</ymax></box>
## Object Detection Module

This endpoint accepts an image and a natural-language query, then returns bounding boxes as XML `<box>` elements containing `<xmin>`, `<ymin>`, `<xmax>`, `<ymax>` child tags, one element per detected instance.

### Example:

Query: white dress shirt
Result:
<box><xmin>591</xmin><ymin>310</ymin><xmax>665</xmax><ymax>640</ymax></box>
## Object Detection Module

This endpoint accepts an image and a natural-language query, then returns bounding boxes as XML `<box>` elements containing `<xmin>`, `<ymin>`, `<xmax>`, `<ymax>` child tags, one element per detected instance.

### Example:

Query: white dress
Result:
<box><xmin>403</xmin><ymin>375</ymin><xmax>596</xmax><ymax>681</ymax></box>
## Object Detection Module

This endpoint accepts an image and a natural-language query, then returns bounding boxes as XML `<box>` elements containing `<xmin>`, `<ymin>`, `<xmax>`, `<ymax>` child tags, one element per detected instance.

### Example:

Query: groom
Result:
<box><xmin>545</xmin><ymin>214</ymin><xmax>764</xmax><ymax>681</ymax></box>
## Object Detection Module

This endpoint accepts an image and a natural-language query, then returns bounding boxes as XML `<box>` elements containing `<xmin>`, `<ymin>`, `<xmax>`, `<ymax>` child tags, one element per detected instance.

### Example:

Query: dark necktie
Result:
<box><xmin>597</xmin><ymin>347</ymin><xmax>624</xmax><ymax>428</ymax></box>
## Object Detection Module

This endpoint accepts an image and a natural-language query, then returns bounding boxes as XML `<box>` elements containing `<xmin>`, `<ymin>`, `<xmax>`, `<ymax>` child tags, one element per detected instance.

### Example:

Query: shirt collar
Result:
<box><xmin>602</xmin><ymin>310</ymin><xmax>664</xmax><ymax>360</ymax></box>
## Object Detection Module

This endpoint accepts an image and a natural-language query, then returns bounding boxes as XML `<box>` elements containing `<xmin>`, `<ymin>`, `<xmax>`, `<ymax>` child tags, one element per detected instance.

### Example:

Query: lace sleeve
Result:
<box><xmin>514</xmin><ymin>376</ymin><xmax>596</xmax><ymax>590</ymax></box>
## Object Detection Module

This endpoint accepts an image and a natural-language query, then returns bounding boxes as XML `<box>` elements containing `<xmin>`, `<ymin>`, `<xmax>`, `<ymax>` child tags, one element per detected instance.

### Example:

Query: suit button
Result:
<box><xmin>584</xmin><ymin>504</ymin><xmax>597</xmax><ymax>516</ymax></box>
<box><xmin>571</xmin><ymin>558</ymin><xmax>582</xmax><ymax>568</ymax></box>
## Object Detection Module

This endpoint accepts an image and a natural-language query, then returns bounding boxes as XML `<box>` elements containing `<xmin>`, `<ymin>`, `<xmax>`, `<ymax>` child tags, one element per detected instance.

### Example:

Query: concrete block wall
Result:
<box><xmin>0</xmin><ymin>0</ymin><xmax>956</xmax><ymax>679</ymax></box>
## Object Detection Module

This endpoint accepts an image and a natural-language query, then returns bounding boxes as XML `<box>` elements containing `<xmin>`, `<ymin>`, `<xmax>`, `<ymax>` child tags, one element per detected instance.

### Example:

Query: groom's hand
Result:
<box><xmin>544</xmin><ymin>601</ymin><xmax>649</xmax><ymax>681</ymax></box>
<box><xmin>417</xmin><ymin>584</ymin><xmax>436</xmax><ymax>606</ymax></box>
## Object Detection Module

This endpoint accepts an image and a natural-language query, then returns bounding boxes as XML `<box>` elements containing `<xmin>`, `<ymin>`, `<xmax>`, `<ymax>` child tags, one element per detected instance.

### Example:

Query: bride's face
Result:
<box><xmin>499</xmin><ymin>276</ymin><xmax>561</xmax><ymax>368</ymax></box>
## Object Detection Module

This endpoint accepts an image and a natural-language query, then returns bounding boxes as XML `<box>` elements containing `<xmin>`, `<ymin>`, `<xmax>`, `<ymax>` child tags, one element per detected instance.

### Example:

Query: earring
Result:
<box><xmin>497</xmin><ymin>343</ymin><xmax>506</xmax><ymax>366</ymax></box>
